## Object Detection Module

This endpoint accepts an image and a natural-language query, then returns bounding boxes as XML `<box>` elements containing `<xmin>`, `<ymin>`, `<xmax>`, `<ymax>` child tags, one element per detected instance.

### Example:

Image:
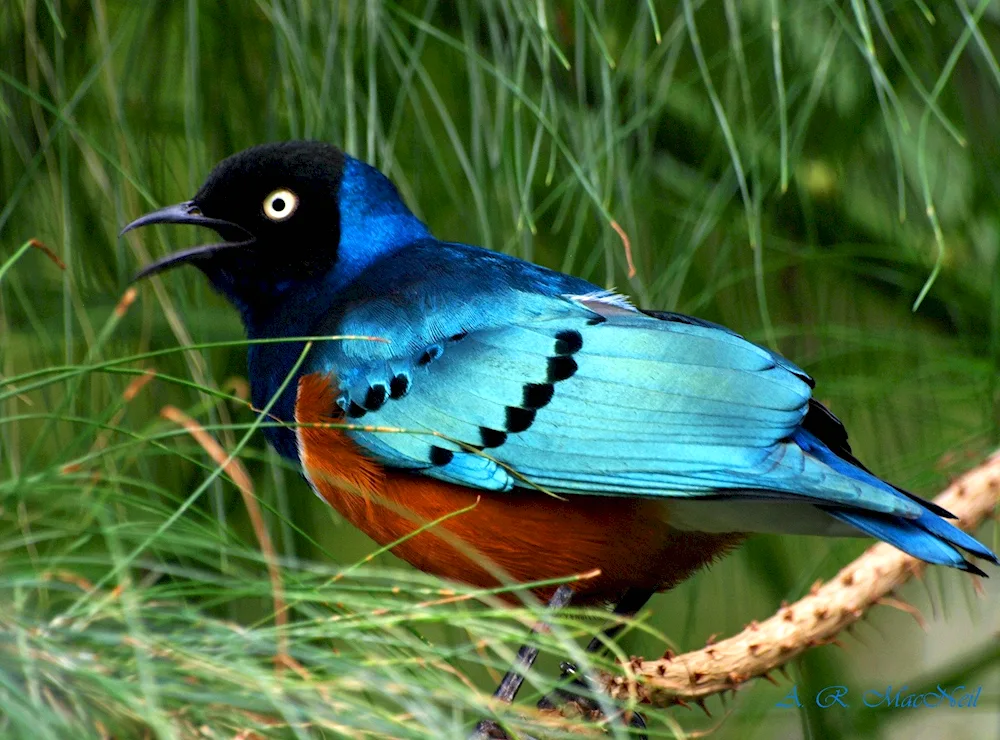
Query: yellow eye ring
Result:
<box><xmin>263</xmin><ymin>188</ymin><xmax>298</xmax><ymax>221</ymax></box>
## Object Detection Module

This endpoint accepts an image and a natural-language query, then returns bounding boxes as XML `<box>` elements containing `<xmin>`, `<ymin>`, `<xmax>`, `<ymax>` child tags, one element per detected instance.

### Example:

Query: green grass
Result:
<box><xmin>1</xmin><ymin>1</ymin><xmax>999</xmax><ymax>738</ymax></box>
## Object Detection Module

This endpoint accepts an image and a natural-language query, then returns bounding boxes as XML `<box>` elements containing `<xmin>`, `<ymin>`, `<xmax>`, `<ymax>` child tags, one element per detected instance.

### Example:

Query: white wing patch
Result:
<box><xmin>565</xmin><ymin>289</ymin><xmax>638</xmax><ymax>316</ymax></box>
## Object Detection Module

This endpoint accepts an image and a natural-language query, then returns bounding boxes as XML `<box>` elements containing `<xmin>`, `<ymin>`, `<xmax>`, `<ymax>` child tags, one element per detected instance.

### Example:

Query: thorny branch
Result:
<box><xmin>597</xmin><ymin>450</ymin><xmax>1000</xmax><ymax>709</ymax></box>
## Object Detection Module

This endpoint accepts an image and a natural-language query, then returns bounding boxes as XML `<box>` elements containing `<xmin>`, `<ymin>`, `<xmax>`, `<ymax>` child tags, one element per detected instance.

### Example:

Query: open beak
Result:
<box><xmin>121</xmin><ymin>201</ymin><xmax>255</xmax><ymax>281</ymax></box>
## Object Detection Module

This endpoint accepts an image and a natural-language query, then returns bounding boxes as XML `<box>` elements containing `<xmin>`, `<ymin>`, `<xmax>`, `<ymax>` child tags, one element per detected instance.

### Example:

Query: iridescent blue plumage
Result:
<box><xmin>131</xmin><ymin>141</ymin><xmax>998</xmax><ymax>576</ymax></box>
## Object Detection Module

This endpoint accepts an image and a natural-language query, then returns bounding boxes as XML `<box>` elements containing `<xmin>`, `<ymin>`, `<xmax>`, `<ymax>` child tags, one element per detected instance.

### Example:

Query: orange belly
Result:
<box><xmin>295</xmin><ymin>373</ymin><xmax>744</xmax><ymax>604</ymax></box>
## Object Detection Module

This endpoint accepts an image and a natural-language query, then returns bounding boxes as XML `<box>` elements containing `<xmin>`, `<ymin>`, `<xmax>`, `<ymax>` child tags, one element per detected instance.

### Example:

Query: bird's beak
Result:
<box><xmin>121</xmin><ymin>201</ymin><xmax>254</xmax><ymax>281</ymax></box>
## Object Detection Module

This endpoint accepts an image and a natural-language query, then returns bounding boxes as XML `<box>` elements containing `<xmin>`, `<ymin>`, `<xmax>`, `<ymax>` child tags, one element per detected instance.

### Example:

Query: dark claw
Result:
<box><xmin>542</xmin><ymin>662</ymin><xmax>602</xmax><ymax>715</ymax></box>
<box><xmin>538</xmin><ymin>662</ymin><xmax>648</xmax><ymax>738</ymax></box>
<box><xmin>560</xmin><ymin>661</ymin><xmax>578</xmax><ymax>675</ymax></box>
<box><xmin>470</xmin><ymin>719</ymin><xmax>541</xmax><ymax>740</ymax></box>
<box><xmin>627</xmin><ymin>711</ymin><xmax>648</xmax><ymax>731</ymax></box>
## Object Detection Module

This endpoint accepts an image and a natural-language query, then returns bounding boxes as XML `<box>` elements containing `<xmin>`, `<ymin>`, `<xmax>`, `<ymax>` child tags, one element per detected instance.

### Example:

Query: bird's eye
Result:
<box><xmin>263</xmin><ymin>189</ymin><xmax>298</xmax><ymax>221</ymax></box>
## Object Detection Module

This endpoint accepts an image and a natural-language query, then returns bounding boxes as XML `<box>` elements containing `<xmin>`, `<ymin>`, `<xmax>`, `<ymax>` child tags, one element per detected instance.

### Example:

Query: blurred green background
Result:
<box><xmin>1</xmin><ymin>1</ymin><xmax>998</xmax><ymax>738</ymax></box>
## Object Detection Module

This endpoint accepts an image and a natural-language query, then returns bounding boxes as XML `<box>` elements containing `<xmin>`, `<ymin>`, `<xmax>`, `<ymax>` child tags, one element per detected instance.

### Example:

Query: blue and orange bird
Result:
<box><xmin>124</xmin><ymin>141</ymin><xmax>996</xmax><ymax>720</ymax></box>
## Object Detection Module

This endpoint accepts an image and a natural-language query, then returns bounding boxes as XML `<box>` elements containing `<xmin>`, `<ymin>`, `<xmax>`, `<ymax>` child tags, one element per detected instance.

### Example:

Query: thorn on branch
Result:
<box><xmin>876</xmin><ymin>596</ymin><xmax>928</xmax><ymax>630</ymax></box>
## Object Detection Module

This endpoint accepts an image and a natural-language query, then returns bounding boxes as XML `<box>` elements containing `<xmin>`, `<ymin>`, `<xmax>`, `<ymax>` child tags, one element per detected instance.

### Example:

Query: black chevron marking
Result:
<box><xmin>547</xmin><ymin>355</ymin><xmax>578</xmax><ymax>382</ymax></box>
<box><xmin>554</xmin><ymin>329</ymin><xmax>583</xmax><ymax>355</ymax></box>
<box><xmin>364</xmin><ymin>384</ymin><xmax>387</xmax><ymax>410</ymax></box>
<box><xmin>479</xmin><ymin>427</ymin><xmax>508</xmax><ymax>448</ymax></box>
<box><xmin>505</xmin><ymin>406</ymin><xmax>536</xmax><ymax>433</ymax></box>
<box><xmin>347</xmin><ymin>401</ymin><xmax>367</xmax><ymax>419</ymax></box>
<box><xmin>418</xmin><ymin>343</ymin><xmax>443</xmax><ymax>366</ymax></box>
<box><xmin>429</xmin><ymin>446</ymin><xmax>454</xmax><ymax>466</ymax></box>
<box><xmin>522</xmin><ymin>382</ymin><xmax>554</xmax><ymax>409</ymax></box>
<box><xmin>389</xmin><ymin>373</ymin><xmax>410</xmax><ymax>399</ymax></box>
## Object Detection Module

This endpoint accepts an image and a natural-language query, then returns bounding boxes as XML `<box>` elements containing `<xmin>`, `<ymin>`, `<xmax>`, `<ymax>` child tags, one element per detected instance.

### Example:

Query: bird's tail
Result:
<box><xmin>795</xmin><ymin>429</ymin><xmax>998</xmax><ymax>575</ymax></box>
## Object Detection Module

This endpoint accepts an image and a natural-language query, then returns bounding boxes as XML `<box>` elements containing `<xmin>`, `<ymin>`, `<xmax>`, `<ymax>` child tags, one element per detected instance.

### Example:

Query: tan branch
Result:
<box><xmin>599</xmin><ymin>450</ymin><xmax>1000</xmax><ymax>707</ymax></box>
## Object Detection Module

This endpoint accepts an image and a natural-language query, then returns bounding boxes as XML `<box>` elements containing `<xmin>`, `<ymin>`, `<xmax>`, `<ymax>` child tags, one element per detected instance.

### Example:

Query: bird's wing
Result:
<box><xmin>308</xmin><ymin>291</ymin><xmax>922</xmax><ymax>519</ymax></box>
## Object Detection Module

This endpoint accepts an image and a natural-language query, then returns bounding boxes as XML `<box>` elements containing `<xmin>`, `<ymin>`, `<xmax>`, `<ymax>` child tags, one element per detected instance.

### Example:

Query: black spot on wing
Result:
<box><xmin>364</xmin><ymin>384</ymin><xmax>387</xmax><ymax>410</ymax></box>
<box><xmin>389</xmin><ymin>373</ymin><xmax>410</xmax><ymax>399</ymax></box>
<box><xmin>547</xmin><ymin>356</ymin><xmax>578</xmax><ymax>382</ymax></box>
<box><xmin>554</xmin><ymin>329</ymin><xmax>583</xmax><ymax>355</ymax></box>
<box><xmin>586</xmin><ymin>315</ymin><xmax>606</xmax><ymax>326</ymax></box>
<box><xmin>479</xmin><ymin>427</ymin><xmax>508</xmax><ymax>448</ymax></box>
<box><xmin>522</xmin><ymin>383</ymin><xmax>554</xmax><ymax>409</ymax></box>
<box><xmin>505</xmin><ymin>406</ymin><xmax>536</xmax><ymax>433</ymax></box>
<box><xmin>347</xmin><ymin>401</ymin><xmax>367</xmax><ymax>419</ymax></box>
<box><xmin>429</xmin><ymin>446</ymin><xmax>454</xmax><ymax>466</ymax></box>
<box><xmin>418</xmin><ymin>343</ymin><xmax>443</xmax><ymax>366</ymax></box>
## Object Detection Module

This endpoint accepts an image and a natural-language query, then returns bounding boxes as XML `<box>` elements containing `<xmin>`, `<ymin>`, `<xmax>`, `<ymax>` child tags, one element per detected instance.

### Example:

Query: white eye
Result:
<box><xmin>263</xmin><ymin>188</ymin><xmax>298</xmax><ymax>221</ymax></box>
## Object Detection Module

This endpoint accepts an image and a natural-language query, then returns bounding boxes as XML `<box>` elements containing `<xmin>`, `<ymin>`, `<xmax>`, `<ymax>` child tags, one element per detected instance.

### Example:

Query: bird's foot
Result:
<box><xmin>537</xmin><ymin>662</ymin><xmax>648</xmax><ymax>737</ymax></box>
<box><xmin>469</xmin><ymin>719</ymin><xmax>537</xmax><ymax>740</ymax></box>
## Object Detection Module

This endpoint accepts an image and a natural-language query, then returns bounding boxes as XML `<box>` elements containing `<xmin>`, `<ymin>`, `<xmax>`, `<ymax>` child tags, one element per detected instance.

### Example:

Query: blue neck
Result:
<box><xmin>329</xmin><ymin>157</ymin><xmax>431</xmax><ymax>294</ymax></box>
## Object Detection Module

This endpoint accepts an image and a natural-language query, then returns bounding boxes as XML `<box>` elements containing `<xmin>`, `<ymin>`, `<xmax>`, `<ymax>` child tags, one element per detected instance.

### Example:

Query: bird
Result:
<box><xmin>122</xmin><ymin>140</ymin><xmax>996</xmax><ymax>726</ymax></box>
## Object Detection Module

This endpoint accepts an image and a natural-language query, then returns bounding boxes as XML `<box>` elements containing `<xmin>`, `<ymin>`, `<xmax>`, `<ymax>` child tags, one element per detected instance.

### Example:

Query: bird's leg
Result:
<box><xmin>470</xmin><ymin>584</ymin><xmax>574</xmax><ymax>740</ymax></box>
<box><xmin>537</xmin><ymin>588</ymin><xmax>655</xmax><ymax>734</ymax></box>
<box><xmin>586</xmin><ymin>587</ymin><xmax>655</xmax><ymax>653</ymax></box>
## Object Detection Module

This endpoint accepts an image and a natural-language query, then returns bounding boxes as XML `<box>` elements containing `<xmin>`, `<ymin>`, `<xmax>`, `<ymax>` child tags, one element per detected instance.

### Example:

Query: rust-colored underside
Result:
<box><xmin>295</xmin><ymin>373</ymin><xmax>744</xmax><ymax>604</ymax></box>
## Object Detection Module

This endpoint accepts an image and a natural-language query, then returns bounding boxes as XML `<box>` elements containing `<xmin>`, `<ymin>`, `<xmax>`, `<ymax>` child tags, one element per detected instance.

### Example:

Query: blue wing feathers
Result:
<box><xmin>297</xmin><ymin>243</ymin><xmax>995</xmax><ymax>571</ymax></box>
<box><xmin>468</xmin><ymin>327</ymin><xmax>808</xmax><ymax>409</ymax></box>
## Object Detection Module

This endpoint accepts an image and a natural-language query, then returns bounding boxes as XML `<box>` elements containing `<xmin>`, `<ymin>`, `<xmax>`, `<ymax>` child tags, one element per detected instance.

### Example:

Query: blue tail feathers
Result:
<box><xmin>826</xmin><ymin>508</ymin><xmax>991</xmax><ymax>576</ymax></box>
<box><xmin>795</xmin><ymin>428</ymin><xmax>997</xmax><ymax>574</ymax></box>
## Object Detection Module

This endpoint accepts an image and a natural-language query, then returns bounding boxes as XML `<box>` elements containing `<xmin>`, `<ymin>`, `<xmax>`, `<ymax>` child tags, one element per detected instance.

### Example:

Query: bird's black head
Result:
<box><xmin>123</xmin><ymin>141</ymin><xmax>428</xmax><ymax>323</ymax></box>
